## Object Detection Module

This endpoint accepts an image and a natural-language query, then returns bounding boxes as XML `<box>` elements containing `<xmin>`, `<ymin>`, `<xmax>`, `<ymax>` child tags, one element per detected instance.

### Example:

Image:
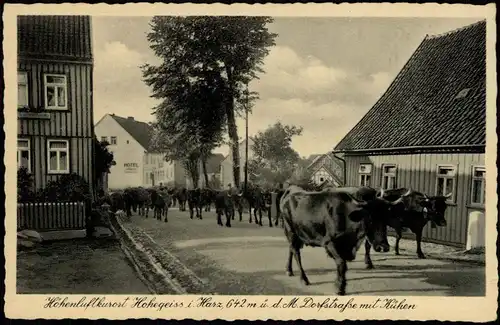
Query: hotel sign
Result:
<box><xmin>124</xmin><ymin>163</ymin><xmax>139</xmax><ymax>173</ymax></box>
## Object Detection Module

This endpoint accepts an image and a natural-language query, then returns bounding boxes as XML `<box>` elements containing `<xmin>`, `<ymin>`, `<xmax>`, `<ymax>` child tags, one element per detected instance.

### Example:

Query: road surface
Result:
<box><xmin>130</xmin><ymin>208</ymin><xmax>485</xmax><ymax>296</ymax></box>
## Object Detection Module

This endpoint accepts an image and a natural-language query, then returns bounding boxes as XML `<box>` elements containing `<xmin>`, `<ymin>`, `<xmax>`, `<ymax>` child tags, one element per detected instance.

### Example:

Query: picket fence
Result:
<box><xmin>17</xmin><ymin>202</ymin><xmax>87</xmax><ymax>231</ymax></box>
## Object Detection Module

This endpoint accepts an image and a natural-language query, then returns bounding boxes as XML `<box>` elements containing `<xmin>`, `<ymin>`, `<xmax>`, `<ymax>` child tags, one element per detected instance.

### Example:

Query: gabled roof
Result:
<box><xmin>305</xmin><ymin>154</ymin><xmax>322</xmax><ymax>168</ymax></box>
<box><xmin>18</xmin><ymin>15</ymin><xmax>93</xmax><ymax>62</ymax></box>
<box><xmin>109</xmin><ymin>114</ymin><xmax>154</xmax><ymax>151</ymax></box>
<box><xmin>308</xmin><ymin>152</ymin><xmax>344</xmax><ymax>185</ymax></box>
<box><xmin>205</xmin><ymin>153</ymin><xmax>225</xmax><ymax>174</ymax></box>
<box><xmin>334</xmin><ymin>20</ymin><xmax>486</xmax><ymax>153</ymax></box>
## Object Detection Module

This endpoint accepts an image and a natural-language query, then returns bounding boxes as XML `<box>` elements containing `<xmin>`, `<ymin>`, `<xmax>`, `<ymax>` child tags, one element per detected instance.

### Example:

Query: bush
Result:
<box><xmin>17</xmin><ymin>167</ymin><xmax>35</xmax><ymax>202</ymax></box>
<box><xmin>36</xmin><ymin>173</ymin><xmax>92</xmax><ymax>202</ymax></box>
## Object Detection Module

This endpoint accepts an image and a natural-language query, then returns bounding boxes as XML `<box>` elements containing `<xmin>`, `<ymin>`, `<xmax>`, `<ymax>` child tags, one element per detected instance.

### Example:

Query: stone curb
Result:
<box><xmin>109</xmin><ymin>214</ymin><xmax>182</xmax><ymax>294</ymax></box>
<box><xmin>111</xmin><ymin>214</ymin><xmax>208</xmax><ymax>294</ymax></box>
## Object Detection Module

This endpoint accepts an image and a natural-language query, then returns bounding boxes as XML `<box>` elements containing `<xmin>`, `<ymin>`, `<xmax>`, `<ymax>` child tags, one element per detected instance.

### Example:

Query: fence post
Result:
<box><xmin>466</xmin><ymin>211</ymin><xmax>485</xmax><ymax>251</ymax></box>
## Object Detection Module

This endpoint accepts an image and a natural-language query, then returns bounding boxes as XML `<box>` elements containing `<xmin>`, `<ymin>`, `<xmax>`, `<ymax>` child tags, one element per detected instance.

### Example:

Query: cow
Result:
<box><xmin>280</xmin><ymin>185</ymin><xmax>390</xmax><ymax>296</ymax></box>
<box><xmin>109</xmin><ymin>191</ymin><xmax>125</xmax><ymax>213</ymax></box>
<box><xmin>200</xmin><ymin>188</ymin><xmax>216</xmax><ymax>212</ymax></box>
<box><xmin>334</xmin><ymin>186</ymin><xmax>409</xmax><ymax>269</ymax></box>
<box><xmin>122</xmin><ymin>188</ymin><xmax>140</xmax><ymax>218</ymax></box>
<box><xmin>379</xmin><ymin>187</ymin><xmax>450</xmax><ymax>259</ymax></box>
<box><xmin>270</xmin><ymin>188</ymin><xmax>286</xmax><ymax>228</ymax></box>
<box><xmin>243</xmin><ymin>186</ymin><xmax>271</xmax><ymax>226</ymax></box>
<box><xmin>214</xmin><ymin>190</ymin><xmax>234</xmax><ymax>227</ymax></box>
<box><xmin>175</xmin><ymin>188</ymin><xmax>188</xmax><ymax>211</ymax></box>
<box><xmin>135</xmin><ymin>187</ymin><xmax>151</xmax><ymax>217</ymax></box>
<box><xmin>227</xmin><ymin>186</ymin><xmax>244</xmax><ymax>221</ymax></box>
<box><xmin>150</xmin><ymin>188</ymin><xmax>170</xmax><ymax>222</ymax></box>
<box><xmin>187</xmin><ymin>188</ymin><xmax>203</xmax><ymax>219</ymax></box>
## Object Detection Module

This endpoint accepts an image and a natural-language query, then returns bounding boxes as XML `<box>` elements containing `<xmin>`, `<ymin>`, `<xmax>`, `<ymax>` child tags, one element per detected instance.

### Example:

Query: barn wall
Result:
<box><xmin>344</xmin><ymin>152</ymin><xmax>485</xmax><ymax>247</ymax></box>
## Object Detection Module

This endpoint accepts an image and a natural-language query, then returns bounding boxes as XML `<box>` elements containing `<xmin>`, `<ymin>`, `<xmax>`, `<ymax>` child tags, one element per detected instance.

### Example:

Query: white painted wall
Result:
<box><xmin>220</xmin><ymin>139</ymin><xmax>255</xmax><ymax>187</ymax></box>
<box><xmin>95</xmin><ymin>114</ymin><xmax>145</xmax><ymax>189</ymax></box>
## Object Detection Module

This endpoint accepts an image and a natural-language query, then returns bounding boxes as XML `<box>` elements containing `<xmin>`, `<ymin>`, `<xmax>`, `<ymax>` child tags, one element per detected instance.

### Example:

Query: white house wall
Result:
<box><xmin>95</xmin><ymin>115</ymin><xmax>145</xmax><ymax>189</ymax></box>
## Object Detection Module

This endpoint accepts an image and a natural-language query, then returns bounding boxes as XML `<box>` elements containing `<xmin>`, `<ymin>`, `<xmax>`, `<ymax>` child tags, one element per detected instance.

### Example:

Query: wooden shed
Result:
<box><xmin>17</xmin><ymin>16</ymin><xmax>95</xmax><ymax>192</ymax></box>
<box><xmin>333</xmin><ymin>20</ymin><xmax>486</xmax><ymax>247</ymax></box>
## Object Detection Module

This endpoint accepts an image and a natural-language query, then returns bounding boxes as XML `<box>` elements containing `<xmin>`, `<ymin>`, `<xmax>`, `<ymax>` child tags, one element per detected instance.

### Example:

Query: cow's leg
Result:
<box><xmin>188</xmin><ymin>201</ymin><xmax>194</xmax><ymax>219</ymax></box>
<box><xmin>238</xmin><ymin>204</ymin><xmax>243</xmax><ymax>222</ymax></box>
<box><xmin>334</xmin><ymin>259</ymin><xmax>348</xmax><ymax>296</ymax></box>
<box><xmin>414</xmin><ymin>226</ymin><xmax>426</xmax><ymax>259</ymax></box>
<box><xmin>164</xmin><ymin>207</ymin><xmax>168</xmax><ymax>222</ymax></box>
<box><xmin>225</xmin><ymin>208</ymin><xmax>231</xmax><ymax>227</ymax></box>
<box><xmin>216</xmin><ymin>209</ymin><xmax>222</xmax><ymax>226</ymax></box>
<box><xmin>198</xmin><ymin>206</ymin><xmax>203</xmax><ymax>220</ymax></box>
<box><xmin>364</xmin><ymin>240</ymin><xmax>374</xmax><ymax>269</ymax></box>
<box><xmin>286</xmin><ymin>248</ymin><xmax>294</xmax><ymax>276</ymax></box>
<box><xmin>394</xmin><ymin>227</ymin><xmax>403</xmax><ymax>255</ymax></box>
<box><xmin>258</xmin><ymin>208</ymin><xmax>263</xmax><ymax>226</ymax></box>
<box><xmin>292</xmin><ymin>246</ymin><xmax>310</xmax><ymax>285</ymax></box>
<box><xmin>268</xmin><ymin>207</ymin><xmax>273</xmax><ymax>227</ymax></box>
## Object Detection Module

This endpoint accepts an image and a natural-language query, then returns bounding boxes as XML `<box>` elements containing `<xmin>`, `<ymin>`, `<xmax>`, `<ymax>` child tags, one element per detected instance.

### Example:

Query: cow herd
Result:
<box><xmin>102</xmin><ymin>184</ymin><xmax>451</xmax><ymax>296</ymax></box>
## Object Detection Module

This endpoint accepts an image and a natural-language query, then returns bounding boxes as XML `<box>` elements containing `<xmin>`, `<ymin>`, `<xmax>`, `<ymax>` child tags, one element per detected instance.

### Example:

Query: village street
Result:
<box><xmin>125</xmin><ymin>209</ymin><xmax>485</xmax><ymax>296</ymax></box>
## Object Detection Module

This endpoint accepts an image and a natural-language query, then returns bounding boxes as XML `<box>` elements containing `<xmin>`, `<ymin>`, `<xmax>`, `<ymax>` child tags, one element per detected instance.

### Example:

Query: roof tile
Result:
<box><xmin>110</xmin><ymin>115</ymin><xmax>153</xmax><ymax>151</ymax></box>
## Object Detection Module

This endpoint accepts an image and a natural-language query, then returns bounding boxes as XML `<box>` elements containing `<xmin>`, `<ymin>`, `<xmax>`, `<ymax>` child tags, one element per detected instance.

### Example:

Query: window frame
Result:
<box><xmin>17</xmin><ymin>138</ymin><xmax>31</xmax><ymax>172</ymax></box>
<box><xmin>44</xmin><ymin>73</ymin><xmax>69</xmax><ymax>111</ymax></box>
<box><xmin>381</xmin><ymin>163</ymin><xmax>398</xmax><ymax>190</ymax></box>
<box><xmin>358</xmin><ymin>163</ymin><xmax>372</xmax><ymax>187</ymax></box>
<box><xmin>470</xmin><ymin>165</ymin><xmax>486</xmax><ymax>207</ymax></box>
<box><xmin>47</xmin><ymin>139</ymin><xmax>70</xmax><ymax>174</ymax></box>
<box><xmin>18</xmin><ymin>71</ymin><xmax>29</xmax><ymax>109</ymax></box>
<box><xmin>435</xmin><ymin>164</ymin><xmax>457</xmax><ymax>203</ymax></box>
<box><xmin>110</xmin><ymin>136</ymin><xmax>117</xmax><ymax>145</ymax></box>
<box><xmin>101</xmin><ymin>136</ymin><xmax>108</xmax><ymax>143</ymax></box>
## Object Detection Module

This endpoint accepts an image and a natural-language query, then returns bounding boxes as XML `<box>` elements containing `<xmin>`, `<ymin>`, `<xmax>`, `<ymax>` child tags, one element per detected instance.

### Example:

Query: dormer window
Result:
<box><xmin>455</xmin><ymin>88</ymin><xmax>471</xmax><ymax>99</ymax></box>
<box><xmin>44</xmin><ymin>74</ymin><xmax>68</xmax><ymax>110</ymax></box>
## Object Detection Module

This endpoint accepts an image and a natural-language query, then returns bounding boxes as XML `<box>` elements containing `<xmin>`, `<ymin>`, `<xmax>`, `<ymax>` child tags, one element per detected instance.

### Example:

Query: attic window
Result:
<box><xmin>455</xmin><ymin>88</ymin><xmax>471</xmax><ymax>99</ymax></box>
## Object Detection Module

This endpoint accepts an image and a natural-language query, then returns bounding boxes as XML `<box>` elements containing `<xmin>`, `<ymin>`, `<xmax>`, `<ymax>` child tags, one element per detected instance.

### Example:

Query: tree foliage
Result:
<box><xmin>142</xmin><ymin>16</ymin><xmax>277</xmax><ymax>187</ymax></box>
<box><xmin>248</xmin><ymin>121</ymin><xmax>304</xmax><ymax>186</ymax></box>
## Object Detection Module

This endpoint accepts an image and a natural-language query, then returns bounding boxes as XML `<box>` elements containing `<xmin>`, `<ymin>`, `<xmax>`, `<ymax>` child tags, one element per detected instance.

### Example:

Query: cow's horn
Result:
<box><xmin>391</xmin><ymin>196</ymin><xmax>404</xmax><ymax>205</ymax></box>
<box><xmin>378</xmin><ymin>188</ymin><xmax>385</xmax><ymax>198</ymax></box>
<box><xmin>350</xmin><ymin>195</ymin><xmax>368</xmax><ymax>206</ymax></box>
<box><xmin>444</xmin><ymin>192</ymin><xmax>452</xmax><ymax>199</ymax></box>
<box><xmin>402</xmin><ymin>188</ymin><xmax>412</xmax><ymax>197</ymax></box>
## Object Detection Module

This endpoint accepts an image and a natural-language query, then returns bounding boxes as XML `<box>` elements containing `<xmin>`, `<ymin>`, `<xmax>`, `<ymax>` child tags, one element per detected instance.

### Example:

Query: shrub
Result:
<box><xmin>36</xmin><ymin>173</ymin><xmax>92</xmax><ymax>202</ymax></box>
<box><xmin>17</xmin><ymin>167</ymin><xmax>35</xmax><ymax>202</ymax></box>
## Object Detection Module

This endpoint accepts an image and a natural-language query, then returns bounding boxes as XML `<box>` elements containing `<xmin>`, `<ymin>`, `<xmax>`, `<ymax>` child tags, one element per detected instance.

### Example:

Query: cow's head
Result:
<box><xmin>418</xmin><ymin>193</ymin><xmax>450</xmax><ymax>227</ymax></box>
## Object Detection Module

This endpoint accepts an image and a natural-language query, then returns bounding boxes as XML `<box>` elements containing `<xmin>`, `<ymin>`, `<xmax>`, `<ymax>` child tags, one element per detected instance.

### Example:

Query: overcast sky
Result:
<box><xmin>92</xmin><ymin>16</ymin><xmax>481</xmax><ymax>158</ymax></box>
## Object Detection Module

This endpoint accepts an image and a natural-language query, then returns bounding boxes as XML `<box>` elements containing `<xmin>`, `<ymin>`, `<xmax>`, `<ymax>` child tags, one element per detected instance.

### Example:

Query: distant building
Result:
<box><xmin>220</xmin><ymin>138</ymin><xmax>255</xmax><ymax>187</ymax></box>
<box><xmin>333</xmin><ymin>21</ymin><xmax>486</xmax><ymax>247</ymax></box>
<box><xmin>185</xmin><ymin>153</ymin><xmax>225</xmax><ymax>189</ymax></box>
<box><xmin>306</xmin><ymin>153</ymin><xmax>344</xmax><ymax>187</ymax></box>
<box><xmin>17</xmin><ymin>15</ymin><xmax>95</xmax><ymax>193</ymax></box>
<box><xmin>94</xmin><ymin>114</ymin><xmax>184</xmax><ymax>189</ymax></box>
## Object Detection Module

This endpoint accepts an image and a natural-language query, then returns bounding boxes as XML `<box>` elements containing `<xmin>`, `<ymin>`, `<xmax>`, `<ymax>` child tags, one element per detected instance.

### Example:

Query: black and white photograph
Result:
<box><xmin>4</xmin><ymin>3</ymin><xmax>497</xmax><ymax>321</ymax></box>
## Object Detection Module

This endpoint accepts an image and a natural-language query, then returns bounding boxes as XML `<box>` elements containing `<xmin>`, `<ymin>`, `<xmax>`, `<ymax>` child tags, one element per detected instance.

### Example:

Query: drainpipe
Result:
<box><xmin>332</xmin><ymin>150</ymin><xmax>346</xmax><ymax>186</ymax></box>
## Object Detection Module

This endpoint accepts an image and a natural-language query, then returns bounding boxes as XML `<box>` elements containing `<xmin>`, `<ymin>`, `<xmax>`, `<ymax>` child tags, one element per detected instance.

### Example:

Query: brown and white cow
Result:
<box><xmin>279</xmin><ymin>185</ymin><xmax>389</xmax><ymax>296</ymax></box>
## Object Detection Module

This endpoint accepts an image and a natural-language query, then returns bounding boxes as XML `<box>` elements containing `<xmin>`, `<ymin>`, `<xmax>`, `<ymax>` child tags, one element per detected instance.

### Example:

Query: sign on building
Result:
<box><xmin>124</xmin><ymin>162</ymin><xmax>139</xmax><ymax>173</ymax></box>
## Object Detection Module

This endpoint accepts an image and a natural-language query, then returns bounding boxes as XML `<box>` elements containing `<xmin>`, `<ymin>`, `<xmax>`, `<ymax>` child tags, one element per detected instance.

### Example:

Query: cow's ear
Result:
<box><xmin>348</xmin><ymin>210</ymin><xmax>365</xmax><ymax>222</ymax></box>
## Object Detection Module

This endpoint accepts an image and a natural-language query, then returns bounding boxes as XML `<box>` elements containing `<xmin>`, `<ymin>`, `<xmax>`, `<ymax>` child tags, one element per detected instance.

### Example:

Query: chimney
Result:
<box><xmin>127</xmin><ymin>116</ymin><xmax>134</xmax><ymax>120</ymax></box>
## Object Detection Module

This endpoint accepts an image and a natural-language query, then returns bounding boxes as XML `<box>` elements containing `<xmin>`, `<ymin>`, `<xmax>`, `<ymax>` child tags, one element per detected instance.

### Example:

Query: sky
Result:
<box><xmin>92</xmin><ymin>16</ymin><xmax>481</xmax><ymax>158</ymax></box>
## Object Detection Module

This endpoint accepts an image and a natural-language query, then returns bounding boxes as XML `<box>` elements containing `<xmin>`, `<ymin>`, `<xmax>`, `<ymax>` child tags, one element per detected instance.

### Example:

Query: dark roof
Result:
<box><xmin>334</xmin><ymin>20</ymin><xmax>486</xmax><ymax>153</ymax></box>
<box><xmin>304</xmin><ymin>154</ymin><xmax>322</xmax><ymax>167</ymax></box>
<box><xmin>110</xmin><ymin>114</ymin><xmax>153</xmax><ymax>150</ymax></box>
<box><xmin>205</xmin><ymin>154</ymin><xmax>225</xmax><ymax>174</ymax></box>
<box><xmin>18</xmin><ymin>15</ymin><xmax>93</xmax><ymax>62</ymax></box>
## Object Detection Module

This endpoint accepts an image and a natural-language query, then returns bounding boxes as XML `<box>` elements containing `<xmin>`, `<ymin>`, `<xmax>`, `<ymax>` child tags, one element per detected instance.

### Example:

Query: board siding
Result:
<box><xmin>344</xmin><ymin>152</ymin><xmax>485</xmax><ymax>247</ymax></box>
<box><xmin>18</xmin><ymin>60</ymin><xmax>94</xmax><ymax>192</ymax></box>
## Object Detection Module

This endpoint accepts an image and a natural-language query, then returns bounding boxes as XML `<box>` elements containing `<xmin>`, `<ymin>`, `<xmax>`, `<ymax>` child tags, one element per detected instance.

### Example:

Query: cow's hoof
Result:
<box><xmin>337</xmin><ymin>290</ymin><xmax>346</xmax><ymax>296</ymax></box>
<box><xmin>225</xmin><ymin>224</ymin><xmax>231</xmax><ymax>228</ymax></box>
<box><xmin>286</xmin><ymin>271</ymin><xmax>294</xmax><ymax>277</ymax></box>
<box><xmin>418</xmin><ymin>254</ymin><xmax>426</xmax><ymax>259</ymax></box>
<box><xmin>301</xmin><ymin>278</ymin><xmax>311</xmax><ymax>286</ymax></box>
<box><xmin>395</xmin><ymin>251</ymin><xmax>400</xmax><ymax>256</ymax></box>
<box><xmin>365</xmin><ymin>263</ymin><xmax>374</xmax><ymax>270</ymax></box>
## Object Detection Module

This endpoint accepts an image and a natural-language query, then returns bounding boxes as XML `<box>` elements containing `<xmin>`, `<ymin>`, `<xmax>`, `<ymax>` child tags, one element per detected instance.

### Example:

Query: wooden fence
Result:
<box><xmin>17</xmin><ymin>202</ymin><xmax>87</xmax><ymax>231</ymax></box>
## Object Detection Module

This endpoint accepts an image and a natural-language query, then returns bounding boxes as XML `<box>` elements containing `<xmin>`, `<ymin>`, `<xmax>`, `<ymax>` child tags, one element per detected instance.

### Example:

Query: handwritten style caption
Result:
<box><xmin>44</xmin><ymin>296</ymin><xmax>417</xmax><ymax>312</ymax></box>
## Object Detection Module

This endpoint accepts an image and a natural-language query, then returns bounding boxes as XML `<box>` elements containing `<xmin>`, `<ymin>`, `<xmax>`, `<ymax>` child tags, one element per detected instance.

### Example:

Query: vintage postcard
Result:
<box><xmin>3</xmin><ymin>2</ymin><xmax>498</xmax><ymax>321</ymax></box>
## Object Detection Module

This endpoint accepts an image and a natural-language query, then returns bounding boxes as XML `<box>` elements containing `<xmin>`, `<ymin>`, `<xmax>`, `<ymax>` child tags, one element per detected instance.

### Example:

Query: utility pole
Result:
<box><xmin>244</xmin><ymin>85</ymin><xmax>249</xmax><ymax>193</ymax></box>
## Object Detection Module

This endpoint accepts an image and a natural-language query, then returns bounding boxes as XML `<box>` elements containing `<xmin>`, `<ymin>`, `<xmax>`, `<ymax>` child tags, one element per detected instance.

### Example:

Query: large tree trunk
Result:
<box><xmin>224</xmin><ymin>67</ymin><xmax>241</xmax><ymax>188</ymax></box>
<box><xmin>202</xmin><ymin>158</ymin><xmax>209</xmax><ymax>188</ymax></box>
<box><xmin>184</xmin><ymin>159</ymin><xmax>199</xmax><ymax>189</ymax></box>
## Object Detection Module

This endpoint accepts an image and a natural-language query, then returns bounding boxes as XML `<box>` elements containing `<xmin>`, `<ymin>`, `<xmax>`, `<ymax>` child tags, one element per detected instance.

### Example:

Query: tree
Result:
<box><xmin>248</xmin><ymin>121</ymin><xmax>304</xmax><ymax>185</ymax></box>
<box><xmin>142</xmin><ymin>16</ymin><xmax>277</xmax><ymax>188</ymax></box>
<box><xmin>93</xmin><ymin>137</ymin><xmax>114</xmax><ymax>194</ymax></box>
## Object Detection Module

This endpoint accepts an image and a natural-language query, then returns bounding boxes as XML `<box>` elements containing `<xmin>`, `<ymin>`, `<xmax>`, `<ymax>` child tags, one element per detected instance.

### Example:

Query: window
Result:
<box><xmin>17</xmin><ymin>139</ymin><xmax>31</xmax><ymax>171</ymax></box>
<box><xmin>110</xmin><ymin>136</ymin><xmax>117</xmax><ymax>145</ymax></box>
<box><xmin>436</xmin><ymin>165</ymin><xmax>456</xmax><ymax>202</ymax></box>
<box><xmin>126</xmin><ymin>140</ymin><xmax>130</xmax><ymax>144</ymax></box>
<box><xmin>18</xmin><ymin>72</ymin><xmax>29</xmax><ymax>108</ymax></box>
<box><xmin>381</xmin><ymin>164</ymin><xmax>397</xmax><ymax>190</ymax></box>
<box><xmin>44</xmin><ymin>74</ymin><xmax>68</xmax><ymax>110</ymax></box>
<box><xmin>47</xmin><ymin>140</ymin><xmax>69</xmax><ymax>174</ymax></box>
<box><xmin>101</xmin><ymin>136</ymin><xmax>108</xmax><ymax>143</ymax></box>
<box><xmin>320</xmin><ymin>177</ymin><xmax>324</xmax><ymax>182</ymax></box>
<box><xmin>358</xmin><ymin>163</ymin><xmax>372</xmax><ymax>187</ymax></box>
<box><xmin>471</xmin><ymin>166</ymin><xmax>485</xmax><ymax>206</ymax></box>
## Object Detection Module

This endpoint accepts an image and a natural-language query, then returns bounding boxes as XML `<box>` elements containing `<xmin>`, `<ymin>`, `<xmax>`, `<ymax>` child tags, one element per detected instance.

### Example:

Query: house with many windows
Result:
<box><xmin>333</xmin><ymin>20</ymin><xmax>486</xmax><ymax>247</ymax></box>
<box><xmin>94</xmin><ymin>113</ymin><xmax>186</xmax><ymax>189</ymax></box>
<box><xmin>17</xmin><ymin>15</ymin><xmax>95</xmax><ymax>192</ymax></box>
